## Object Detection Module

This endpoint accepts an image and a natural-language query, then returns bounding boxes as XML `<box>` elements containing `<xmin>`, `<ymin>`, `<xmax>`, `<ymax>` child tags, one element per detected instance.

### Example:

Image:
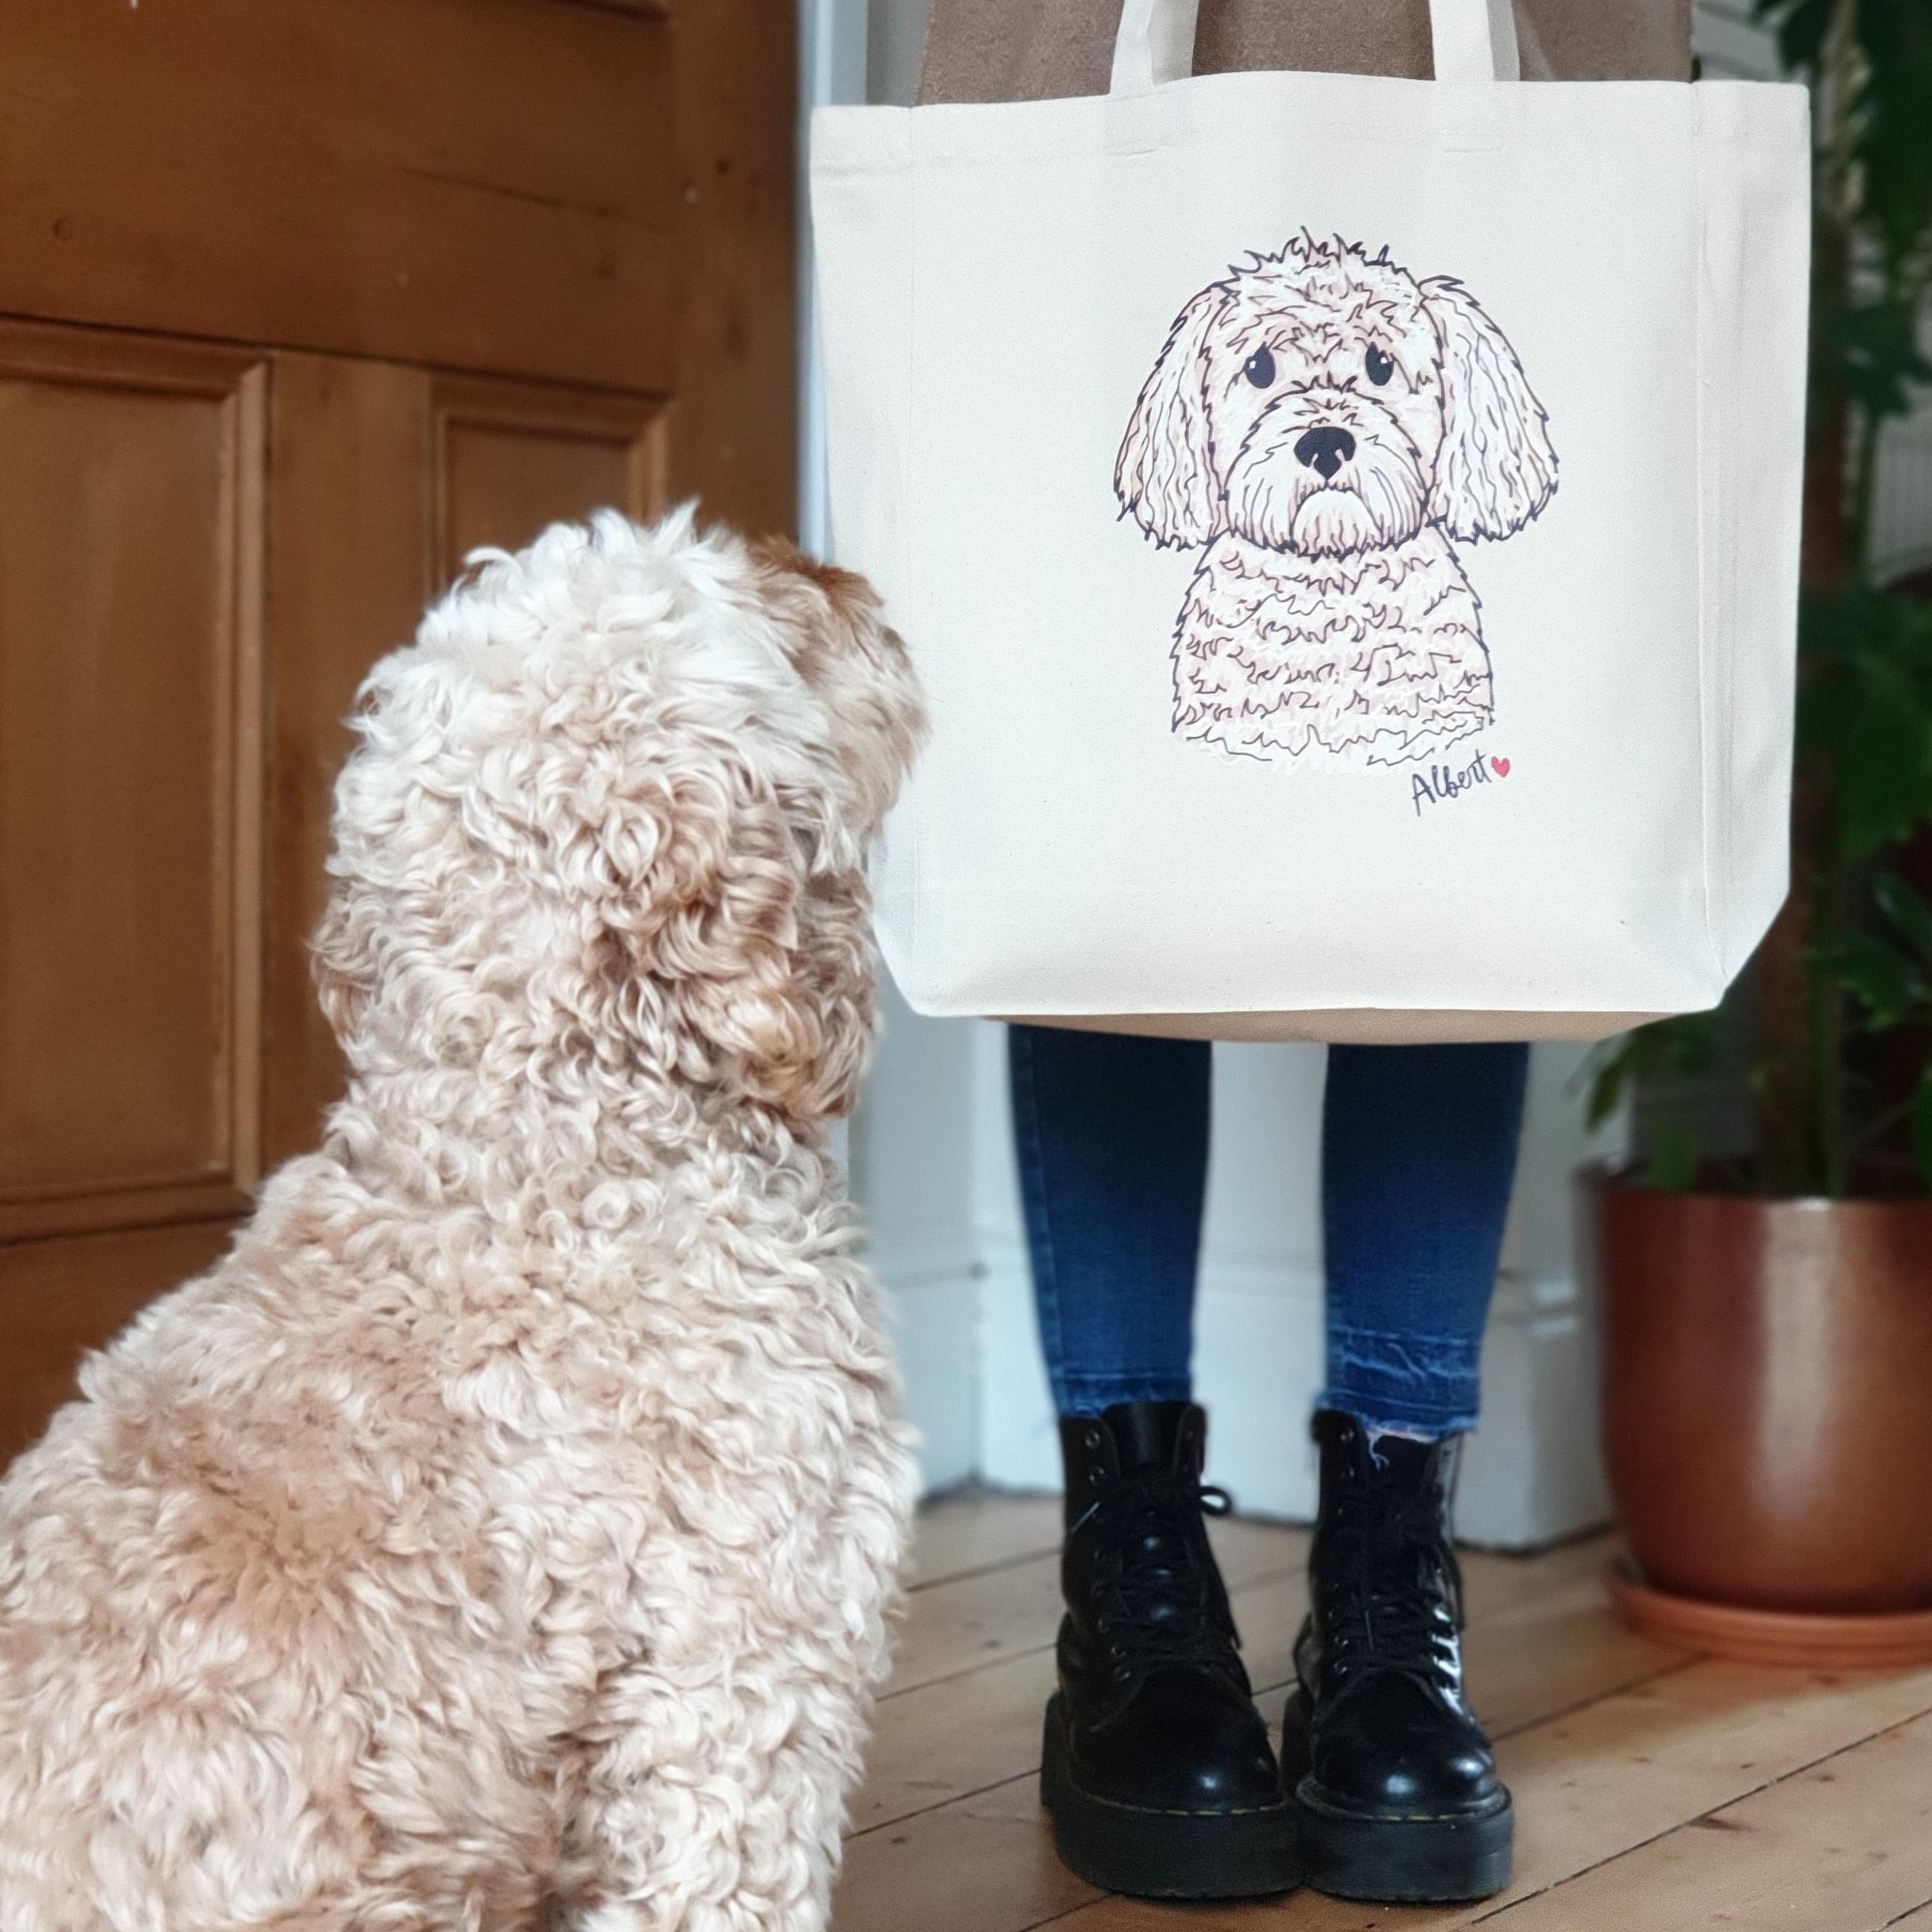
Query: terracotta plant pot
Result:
<box><xmin>1578</xmin><ymin>1165</ymin><xmax>1932</xmax><ymax>1619</ymax></box>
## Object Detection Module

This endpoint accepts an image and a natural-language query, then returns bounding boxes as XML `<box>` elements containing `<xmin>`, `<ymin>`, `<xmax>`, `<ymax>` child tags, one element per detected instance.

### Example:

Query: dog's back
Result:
<box><xmin>0</xmin><ymin>1155</ymin><xmax>584</xmax><ymax>1930</ymax></box>
<box><xmin>2</xmin><ymin>1132</ymin><xmax>914</xmax><ymax>1929</ymax></box>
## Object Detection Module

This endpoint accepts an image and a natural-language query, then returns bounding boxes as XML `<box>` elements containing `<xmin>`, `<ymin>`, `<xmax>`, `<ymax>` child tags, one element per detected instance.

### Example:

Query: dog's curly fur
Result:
<box><xmin>1116</xmin><ymin>234</ymin><xmax>1558</xmax><ymax>767</ymax></box>
<box><xmin>0</xmin><ymin>510</ymin><xmax>926</xmax><ymax>1932</ymax></box>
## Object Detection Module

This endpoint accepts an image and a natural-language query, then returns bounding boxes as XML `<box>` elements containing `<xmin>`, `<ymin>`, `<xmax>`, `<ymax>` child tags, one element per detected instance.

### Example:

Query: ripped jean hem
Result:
<box><xmin>1317</xmin><ymin>1392</ymin><xmax>1479</xmax><ymax>1441</ymax></box>
<box><xmin>1055</xmin><ymin>1373</ymin><xmax>1194</xmax><ymax>1419</ymax></box>
<box><xmin>1321</xmin><ymin>1318</ymin><xmax>1481</xmax><ymax>1440</ymax></box>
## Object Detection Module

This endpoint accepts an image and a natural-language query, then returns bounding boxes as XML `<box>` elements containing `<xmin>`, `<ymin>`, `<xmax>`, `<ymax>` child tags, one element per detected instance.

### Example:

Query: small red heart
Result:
<box><xmin>1490</xmin><ymin>756</ymin><xmax>1511</xmax><ymax>777</ymax></box>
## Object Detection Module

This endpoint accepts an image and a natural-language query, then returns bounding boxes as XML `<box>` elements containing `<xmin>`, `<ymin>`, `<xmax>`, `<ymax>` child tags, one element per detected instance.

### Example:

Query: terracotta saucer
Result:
<box><xmin>1608</xmin><ymin>1559</ymin><xmax>1932</xmax><ymax>1670</ymax></box>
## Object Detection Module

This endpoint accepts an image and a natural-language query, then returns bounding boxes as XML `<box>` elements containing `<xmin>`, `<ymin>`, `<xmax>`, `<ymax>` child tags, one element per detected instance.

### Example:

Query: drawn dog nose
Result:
<box><xmin>1293</xmin><ymin>427</ymin><xmax>1356</xmax><ymax>479</ymax></box>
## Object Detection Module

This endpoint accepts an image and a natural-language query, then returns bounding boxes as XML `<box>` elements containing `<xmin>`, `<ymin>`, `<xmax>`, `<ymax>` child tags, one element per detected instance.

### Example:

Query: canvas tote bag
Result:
<box><xmin>811</xmin><ymin>0</ymin><xmax>1809</xmax><ymax>1042</ymax></box>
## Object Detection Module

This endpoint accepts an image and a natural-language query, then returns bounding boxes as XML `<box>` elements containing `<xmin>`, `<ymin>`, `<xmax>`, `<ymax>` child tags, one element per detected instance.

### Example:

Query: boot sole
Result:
<box><xmin>1040</xmin><ymin>1694</ymin><xmax>1299</xmax><ymax>1900</ymax></box>
<box><xmin>1280</xmin><ymin>1697</ymin><xmax>1513</xmax><ymax>1903</ymax></box>
<box><xmin>1293</xmin><ymin>1784</ymin><xmax>1513</xmax><ymax>1904</ymax></box>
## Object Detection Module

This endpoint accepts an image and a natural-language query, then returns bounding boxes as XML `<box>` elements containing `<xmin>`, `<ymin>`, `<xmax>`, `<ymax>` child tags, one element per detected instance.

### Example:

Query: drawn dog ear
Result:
<box><xmin>1421</xmin><ymin>276</ymin><xmax>1558</xmax><ymax>542</ymax></box>
<box><xmin>1115</xmin><ymin>283</ymin><xmax>1228</xmax><ymax>549</ymax></box>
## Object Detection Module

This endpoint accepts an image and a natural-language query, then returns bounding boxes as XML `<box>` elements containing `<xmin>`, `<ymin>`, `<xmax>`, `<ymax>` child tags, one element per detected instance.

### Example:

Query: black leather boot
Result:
<box><xmin>1041</xmin><ymin>1401</ymin><xmax>1296</xmax><ymax>1899</ymax></box>
<box><xmin>1281</xmin><ymin>1410</ymin><xmax>1512</xmax><ymax>1903</ymax></box>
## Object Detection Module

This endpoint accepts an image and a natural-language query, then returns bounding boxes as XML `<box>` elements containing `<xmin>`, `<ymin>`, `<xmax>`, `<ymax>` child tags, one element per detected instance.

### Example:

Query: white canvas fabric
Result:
<box><xmin>811</xmin><ymin>0</ymin><xmax>1809</xmax><ymax>1042</ymax></box>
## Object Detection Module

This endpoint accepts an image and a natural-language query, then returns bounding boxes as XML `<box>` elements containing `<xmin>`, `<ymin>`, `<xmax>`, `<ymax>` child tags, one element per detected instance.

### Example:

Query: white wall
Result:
<box><xmin>848</xmin><ymin>989</ymin><xmax>984</xmax><ymax>1488</ymax></box>
<box><xmin>797</xmin><ymin>0</ymin><xmax>869</xmax><ymax>554</ymax></box>
<box><xmin>865</xmin><ymin>0</ymin><xmax>931</xmax><ymax>106</ymax></box>
<box><xmin>1691</xmin><ymin>0</ymin><xmax>1780</xmax><ymax>80</ymax></box>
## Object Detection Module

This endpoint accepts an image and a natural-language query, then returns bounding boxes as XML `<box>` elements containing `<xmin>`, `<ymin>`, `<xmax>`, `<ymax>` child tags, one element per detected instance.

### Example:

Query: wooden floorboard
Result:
<box><xmin>835</xmin><ymin>1496</ymin><xmax>1932</xmax><ymax>1932</ymax></box>
<box><xmin>908</xmin><ymin>1489</ymin><xmax>1064</xmax><ymax>1590</ymax></box>
<box><xmin>1475</xmin><ymin>1705</ymin><xmax>1932</xmax><ymax>1931</ymax></box>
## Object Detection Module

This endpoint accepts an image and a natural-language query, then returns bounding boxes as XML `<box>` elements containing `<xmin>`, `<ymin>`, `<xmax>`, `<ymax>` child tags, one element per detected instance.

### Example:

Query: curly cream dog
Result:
<box><xmin>0</xmin><ymin>511</ymin><xmax>925</xmax><ymax>1932</ymax></box>
<box><xmin>1116</xmin><ymin>234</ymin><xmax>1558</xmax><ymax>767</ymax></box>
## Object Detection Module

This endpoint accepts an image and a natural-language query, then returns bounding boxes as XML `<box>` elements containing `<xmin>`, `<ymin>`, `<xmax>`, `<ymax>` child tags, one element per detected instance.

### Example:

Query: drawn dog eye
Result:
<box><xmin>1243</xmin><ymin>347</ymin><xmax>1276</xmax><ymax>389</ymax></box>
<box><xmin>1365</xmin><ymin>345</ymin><xmax>1395</xmax><ymax>386</ymax></box>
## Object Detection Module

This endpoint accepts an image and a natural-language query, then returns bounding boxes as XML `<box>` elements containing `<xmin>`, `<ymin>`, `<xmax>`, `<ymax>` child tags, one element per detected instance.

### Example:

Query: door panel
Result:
<box><xmin>0</xmin><ymin>0</ymin><xmax>679</xmax><ymax>390</ymax></box>
<box><xmin>0</xmin><ymin>1220</ymin><xmax>241</xmax><ymax>1460</ymax></box>
<box><xmin>0</xmin><ymin>5</ymin><xmax>794</xmax><ymax>1457</ymax></box>
<box><xmin>0</xmin><ymin>322</ymin><xmax>265</xmax><ymax>1244</ymax></box>
<box><xmin>667</xmin><ymin>0</ymin><xmax>800</xmax><ymax>531</ymax></box>
<box><xmin>433</xmin><ymin>375</ymin><xmax>669</xmax><ymax>581</ymax></box>
<box><xmin>262</xmin><ymin>356</ymin><xmax>433</xmax><ymax>1170</ymax></box>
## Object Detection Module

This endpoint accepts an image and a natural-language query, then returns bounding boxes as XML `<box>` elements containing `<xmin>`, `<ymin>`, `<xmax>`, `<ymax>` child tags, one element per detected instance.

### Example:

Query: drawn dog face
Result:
<box><xmin>1116</xmin><ymin>235</ymin><xmax>1557</xmax><ymax>558</ymax></box>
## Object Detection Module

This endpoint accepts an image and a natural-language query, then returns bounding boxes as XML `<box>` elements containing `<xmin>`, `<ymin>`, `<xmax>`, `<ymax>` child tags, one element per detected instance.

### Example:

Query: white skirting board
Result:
<box><xmin>875</xmin><ymin>1245</ymin><xmax>983</xmax><ymax>1494</ymax></box>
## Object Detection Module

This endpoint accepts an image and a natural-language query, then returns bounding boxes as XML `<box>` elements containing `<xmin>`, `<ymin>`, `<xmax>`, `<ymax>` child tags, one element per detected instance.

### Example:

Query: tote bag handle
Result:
<box><xmin>1109</xmin><ymin>0</ymin><xmax>1522</xmax><ymax>94</ymax></box>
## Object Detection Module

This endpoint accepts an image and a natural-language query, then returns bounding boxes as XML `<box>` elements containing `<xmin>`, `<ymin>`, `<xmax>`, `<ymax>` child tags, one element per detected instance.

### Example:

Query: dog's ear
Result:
<box><xmin>588</xmin><ymin>750</ymin><xmax>817</xmax><ymax>1111</ymax></box>
<box><xmin>747</xmin><ymin>537</ymin><xmax>928</xmax><ymax>848</ymax></box>
<box><xmin>1115</xmin><ymin>284</ymin><xmax>1228</xmax><ymax>549</ymax></box>
<box><xmin>587</xmin><ymin>733</ymin><xmax>878</xmax><ymax>1122</ymax></box>
<box><xmin>1420</xmin><ymin>276</ymin><xmax>1558</xmax><ymax>542</ymax></box>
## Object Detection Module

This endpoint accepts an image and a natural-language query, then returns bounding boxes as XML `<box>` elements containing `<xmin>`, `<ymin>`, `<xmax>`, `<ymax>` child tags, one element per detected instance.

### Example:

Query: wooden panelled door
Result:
<box><xmin>0</xmin><ymin>0</ymin><xmax>796</xmax><ymax>1456</ymax></box>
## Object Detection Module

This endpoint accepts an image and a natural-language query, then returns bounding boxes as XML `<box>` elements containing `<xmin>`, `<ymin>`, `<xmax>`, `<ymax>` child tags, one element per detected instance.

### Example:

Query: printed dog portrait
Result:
<box><xmin>1115</xmin><ymin>234</ymin><xmax>1558</xmax><ymax>768</ymax></box>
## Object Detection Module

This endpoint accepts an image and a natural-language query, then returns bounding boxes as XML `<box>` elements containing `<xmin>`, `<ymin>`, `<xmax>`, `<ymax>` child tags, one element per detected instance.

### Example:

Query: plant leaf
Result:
<box><xmin>1836</xmin><ymin>931</ymin><xmax>1929</xmax><ymax>1032</ymax></box>
<box><xmin>1915</xmin><ymin>1072</ymin><xmax>1932</xmax><ymax>1196</ymax></box>
<box><xmin>1646</xmin><ymin>1118</ymin><xmax>1700</xmax><ymax>1193</ymax></box>
<box><xmin>1584</xmin><ymin>1046</ymin><xmax>1629</xmax><ymax>1131</ymax></box>
<box><xmin>1797</xmin><ymin>587</ymin><xmax>1932</xmax><ymax>861</ymax></box>
<box><xmin>1874</xmin><ymin>871</ymin><xmax>1932</xmax><ymax>966</ymax></box>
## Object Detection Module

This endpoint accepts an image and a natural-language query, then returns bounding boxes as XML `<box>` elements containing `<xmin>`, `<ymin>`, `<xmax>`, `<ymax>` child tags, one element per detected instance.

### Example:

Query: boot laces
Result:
<box><xmin>1087</xmin><ymin>1472</ymin><xmax>1244</xmax><ymax>1684</ymax></box>
<box><xmin>1322</xmin><ymin>1480</ymin><xmax>1465</xmax><ymax>1691</ymax></box>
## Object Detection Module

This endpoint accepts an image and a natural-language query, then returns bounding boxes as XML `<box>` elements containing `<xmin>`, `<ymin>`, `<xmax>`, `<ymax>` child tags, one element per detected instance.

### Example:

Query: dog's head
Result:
<box><xmin>1115</xmin><ymin>235</ymin><xmax>1557</xmax><ymax>558</ymax></box>
<box><xmin>315</xmin><ymin>509</ymin><xmax>924</xmax><ymax>1126</ymax></box>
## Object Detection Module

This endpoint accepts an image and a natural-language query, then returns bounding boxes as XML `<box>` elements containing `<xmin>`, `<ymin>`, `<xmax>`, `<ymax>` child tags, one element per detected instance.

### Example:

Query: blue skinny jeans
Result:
<box><xmin>1007</xmin><ymin>1026</ymin><xmax>1530</xmax><ymax>1439</ymax></box>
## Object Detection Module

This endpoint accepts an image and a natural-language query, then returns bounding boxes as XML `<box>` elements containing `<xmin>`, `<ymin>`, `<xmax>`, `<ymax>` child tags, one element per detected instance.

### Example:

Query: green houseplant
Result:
<box><xmin>1578</xmin><ymin>0</ymin><xmax>1932</xmax><ymax>1662</ymax></box>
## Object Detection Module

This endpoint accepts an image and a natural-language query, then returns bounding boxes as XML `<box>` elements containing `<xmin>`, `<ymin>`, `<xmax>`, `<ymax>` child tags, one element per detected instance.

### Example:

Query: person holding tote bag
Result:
<box><xmin>913</xmin><ymin>0</ymin><xmax>1694</xmax><ymax>1910</ymax></box>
